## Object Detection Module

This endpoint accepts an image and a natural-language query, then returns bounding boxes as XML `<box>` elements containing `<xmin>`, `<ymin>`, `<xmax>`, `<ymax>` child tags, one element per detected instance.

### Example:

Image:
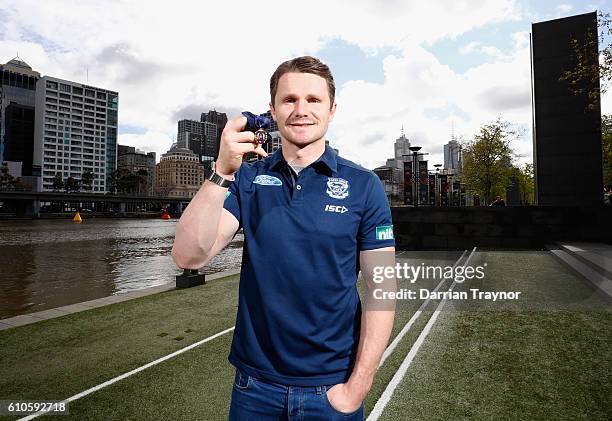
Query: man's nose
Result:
<box><xmin>294</xmin><ymin>99</ymin><xmax>309</xmax><ymax>116</ymax></box>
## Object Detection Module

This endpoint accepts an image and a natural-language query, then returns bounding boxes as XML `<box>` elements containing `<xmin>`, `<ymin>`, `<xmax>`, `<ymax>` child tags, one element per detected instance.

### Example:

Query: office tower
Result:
<box><xmin>0</xmin><ymin>56</ymin><xmax>40</xmax><ymax>189</ymax></box>
<box><xmin>34</xmin><ymin>76</ymin><xmax>118</xmax><ymax>192</ymax></box>
<box><xmin>394</xmin><ymin>129</ymin><xmax>411</xmax><ymax>161</ymax></box>
<box><xmin>201</xmin><ymin>109</ymin><xmax>228</xmax><ymax>159</ymax></box>
<box><xmin>117</xmin><ymin>145</ymin><xmax>156</xmax><ymax>195</ymax></box>
<box><xmin>154</xmin><ymin>144</ymin><xmax>204</xmax><ymax>198</ymax></box>
<box><xmin>443</xmin><ymin>138</ymin><xmax>461</xmax><ymax>174</ymax></box>
<box><xmin>177</xmin><ymin>118</ymin><xmax>218</xmax><ymax>163</ymax></box>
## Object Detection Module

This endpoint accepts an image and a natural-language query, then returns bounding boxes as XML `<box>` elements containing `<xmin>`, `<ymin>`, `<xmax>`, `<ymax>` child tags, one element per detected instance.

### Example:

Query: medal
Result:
<box><xmin>242</xmin><ymin>111</ymin><xmax>271</xmax><ymax>146</ymax></box>
<box><xmin>254</xmin><ymin>128</ymin><xmax>268</xmax><ymax>144</ymax></box>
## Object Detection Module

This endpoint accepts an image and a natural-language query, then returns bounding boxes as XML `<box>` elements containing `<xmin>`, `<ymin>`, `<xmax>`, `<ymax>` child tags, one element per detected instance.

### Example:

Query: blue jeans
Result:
<box><xmin>228</xmin><ymin>368</ymin><xmax>365</xmax><ymax>420</ymax></box>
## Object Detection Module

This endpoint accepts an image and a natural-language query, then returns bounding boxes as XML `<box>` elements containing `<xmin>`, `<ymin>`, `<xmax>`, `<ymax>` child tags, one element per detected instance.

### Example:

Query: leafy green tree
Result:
<box><xmin>559</xmin><ymin>12</ymin><xmax>612</xmax><ymax>193</ymax></box>
<box><xmin>559</xmin><ymin>11</ymin><xmax>612</xmax><ymax>111</ymax></box>
<box><xmin>512</xmin><ymin>163</ymin><xmax>535</xmax><ymax>205</ymax></box>
<box><xmin>602</xmin><ymin>115</ymin><xmax>612</xmax><ymax>189</ymax></box>
<box><xmin>0</xmin><ymin>163</ymin><xmax>15</xmax><ymax>190</ymax></box>
<box><xmin>111</xmin><ymin>168</ymin><xmax>129</xmax><ymax>193</ymax></box>
<box><xmin>461</xmin><ymin>117</ymin><xmax>517</xmax><ymax>205</ymax></box>
<box><xmin>52</xmin><ymin>173</ymin><xmax>64</xmax><ymax>192</ymax></box>
<box><xmin>135</xmin><ymin>169</ymin><xmax>149</xmax><ymax>196</ymax></box>
<box><xmin>65</xmin><ymin>176</ymin><xmax>80</xmax><ymax>192</ymax></box>
<box><xmin>81</xmin><ymin>169</ymin><xmax>95</xmax><ymax>191</ymax></box>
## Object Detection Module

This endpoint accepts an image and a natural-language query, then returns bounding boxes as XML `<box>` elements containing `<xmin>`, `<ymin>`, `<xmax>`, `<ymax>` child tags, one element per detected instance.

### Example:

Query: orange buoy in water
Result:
<box><xmin>73</xmin><ymin>212</ymin><xmax>82</xmax><ymax>223</ymax></box>
<box><xmin>162</xmin><ymin>209</ymin><xmax>171</xmax><ymax>220</ymax></box>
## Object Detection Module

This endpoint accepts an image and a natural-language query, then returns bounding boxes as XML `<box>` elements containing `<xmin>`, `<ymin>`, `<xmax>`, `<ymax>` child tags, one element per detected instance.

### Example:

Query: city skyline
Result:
<box><xmin>2</xmin><ymin>0</ymin><xmax>611</xmax><ymax>170</ymax></box>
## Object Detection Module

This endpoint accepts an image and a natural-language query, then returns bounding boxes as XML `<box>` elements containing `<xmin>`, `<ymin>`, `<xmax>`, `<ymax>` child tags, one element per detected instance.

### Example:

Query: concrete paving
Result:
<box><xmin>548</xmin><ymin>242</ymin><xmax>612</xmax><ymax>300</ymax></box>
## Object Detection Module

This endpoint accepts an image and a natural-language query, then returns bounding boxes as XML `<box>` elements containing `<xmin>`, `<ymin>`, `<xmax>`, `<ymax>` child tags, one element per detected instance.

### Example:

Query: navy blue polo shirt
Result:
<box><xmin>223</xmin><ymin>144</ymin><xmax>394</xmax><ymax>386</ymax></box>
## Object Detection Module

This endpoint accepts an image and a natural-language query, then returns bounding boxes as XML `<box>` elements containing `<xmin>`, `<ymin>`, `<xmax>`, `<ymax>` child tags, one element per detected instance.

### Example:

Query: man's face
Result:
<box><xmin>270</xmin><ymin>72</ymin><xmax>336</xmax><ymax>147</ymax></box>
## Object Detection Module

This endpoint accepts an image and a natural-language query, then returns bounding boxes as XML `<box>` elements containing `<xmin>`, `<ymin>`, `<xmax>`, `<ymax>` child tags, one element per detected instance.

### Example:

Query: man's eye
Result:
<box><xmin>308</xmin><ymin>98</ymin><xmax>321</xmax><ymax>103</ymax></box>
<box><xmin>285</xmin><ymin>98</ymin><xmax>296</xmax><ymax>103</ymax></box>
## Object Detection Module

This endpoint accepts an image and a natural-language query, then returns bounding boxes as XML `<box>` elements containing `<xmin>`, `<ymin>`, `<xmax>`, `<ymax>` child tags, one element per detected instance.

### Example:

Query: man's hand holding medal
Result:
<box><xmin>214</xmin><ymin>112</ymin><xmax>271</xmax><ymax>178</ymax></box>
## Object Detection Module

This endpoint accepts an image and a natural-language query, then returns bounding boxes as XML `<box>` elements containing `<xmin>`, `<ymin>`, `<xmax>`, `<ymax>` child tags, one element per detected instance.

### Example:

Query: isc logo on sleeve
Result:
<box><xmin>375</xmin><ymin>225</ymin><xmax>394</xmax><ymax>240</ymax></box>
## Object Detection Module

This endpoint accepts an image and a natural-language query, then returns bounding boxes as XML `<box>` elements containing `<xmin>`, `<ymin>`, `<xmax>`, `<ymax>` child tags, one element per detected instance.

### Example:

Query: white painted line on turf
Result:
<box><xmin>367</xmin><ymin>247</ymin><xmax>477</xmax><ymax>421</ymax></box>
<box><xmin>378</xmin><ymin>249</ymin><xmax>468</xmax><ymax>367</ymax></box>
<box><xmin>18</xmin><ymin>326</ymin><xmax>235</xmax><ymax>421</ymax></box>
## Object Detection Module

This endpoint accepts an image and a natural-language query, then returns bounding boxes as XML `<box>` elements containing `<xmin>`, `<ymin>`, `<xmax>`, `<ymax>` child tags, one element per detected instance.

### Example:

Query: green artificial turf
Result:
<box><xmin>4</xmin><ymin>250</ymin><xmax>606</xmax><ymax>420</ymax></box>
<box><xmin>377</xmin><ymin>251</ymin><xmax>612</xmax><ymax>421</ymax></box>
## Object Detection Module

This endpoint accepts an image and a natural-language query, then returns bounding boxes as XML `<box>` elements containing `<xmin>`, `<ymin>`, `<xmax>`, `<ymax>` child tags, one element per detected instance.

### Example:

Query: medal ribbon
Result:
<box><xmin>242</xmin><ymin>111</ymin><xmax>271</xmax><ymax>132</ymax></box>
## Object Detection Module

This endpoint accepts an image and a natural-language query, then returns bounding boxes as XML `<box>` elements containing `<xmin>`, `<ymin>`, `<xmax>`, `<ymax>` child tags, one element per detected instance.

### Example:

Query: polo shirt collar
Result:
<box><xmin>269</xmin><ymin>143</ymin><xmax>338</xmax><ymax>175</ymax></box>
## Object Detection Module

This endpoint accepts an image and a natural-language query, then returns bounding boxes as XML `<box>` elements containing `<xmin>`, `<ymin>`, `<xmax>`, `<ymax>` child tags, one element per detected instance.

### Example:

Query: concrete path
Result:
<box><xmin>547</xmin><ymin>242</ymin><xmax>612</xmax><ymax>299</ymax></box>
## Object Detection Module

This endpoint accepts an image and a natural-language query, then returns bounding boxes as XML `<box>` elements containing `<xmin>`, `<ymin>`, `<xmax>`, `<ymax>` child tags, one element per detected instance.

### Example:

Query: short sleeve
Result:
<box><xmin>223</xmin><ymin>166</ymin><xmax>242</xmax><ymax>229</ymax></box>
<box><xmin>358</xmin><ymin>173</ymin><xmax>395</xmax><ymax>250</ymax></box>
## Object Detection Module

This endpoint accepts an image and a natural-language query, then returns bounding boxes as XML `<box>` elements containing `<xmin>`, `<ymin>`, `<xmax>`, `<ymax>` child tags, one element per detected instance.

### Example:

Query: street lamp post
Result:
<box><xmin>434</xmin><ymin>164</ymin><xmax>442</xmax><ymax>206</ymax></box>
<box><xmin>409</xmin><ymin>146</ymin><xmax>421</xmax><ymax>207</ymax></box>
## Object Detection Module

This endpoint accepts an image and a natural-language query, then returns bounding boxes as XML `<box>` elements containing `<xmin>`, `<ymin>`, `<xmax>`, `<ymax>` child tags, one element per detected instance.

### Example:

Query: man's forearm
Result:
<box><xmin>347</xmin><ymin>307</ymin><xmax>395</xmax><ymax>396</ymax></box>
<box><xmin>171</xmin><ymin>180</ymin><xmax>229</xmax><ymax>268</ymax></box>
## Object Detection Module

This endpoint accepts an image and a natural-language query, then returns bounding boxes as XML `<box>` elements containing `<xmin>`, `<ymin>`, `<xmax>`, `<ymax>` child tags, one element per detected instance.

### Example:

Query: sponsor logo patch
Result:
<box><xmin>326</xmin><ymin>177</ymin><xmax>349</xmax><ymax>199</ymax></box>
<box><xmin>375</xmin><ymin>225</ymin><xmax>394</xmax><ymax>240</ymax></box>
<box><xmin>253</xmin><ymin>175</ymin><xmax>282</xmax><ymax>186</ymax></box>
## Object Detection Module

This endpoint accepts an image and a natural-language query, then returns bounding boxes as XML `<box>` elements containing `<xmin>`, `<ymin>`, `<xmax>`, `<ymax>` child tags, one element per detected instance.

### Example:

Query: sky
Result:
<box><xmin>1</xmin><ymin>0</ymin><xmax>611</xmax><ymax>169</ymax></box>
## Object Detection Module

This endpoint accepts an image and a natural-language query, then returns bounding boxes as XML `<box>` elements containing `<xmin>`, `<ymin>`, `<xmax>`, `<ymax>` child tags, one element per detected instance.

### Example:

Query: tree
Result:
<box><xmin>111</xmin><ymin>168</ymin><xmax>142</xmax><ymax>194</ymax></box>
<box><xmin>135</xmin><ymin>169</ymin><xmax>149</xmax><ymax>196</ymax></box>
<box><xmin>65</xmin><ymin>176</ymin><xmax>80</xmax><ymax>192</ymax></box>
<box><xmin>512</xmin><ymin>163</ymin><xmax>535</xmax><ymax>205</ymax></box>
<box><xmin>111</xmin><ymin>168</ymin><xmax>128</xmax><ymax>193</ymax></box>
<box><xmin>0</xmin><ymin>163</ymin><xmax>15</xmax><ymax>190</ymax></box>
<box><xmin>52</xmin><ymin>173</ymin><xmax>64</xmax><ymax>192</ymax></box>
<box><xmin>81</xmin><ymin>169</ymin><xmax>95</xmax><ymax>191</ymax></box>
<box><xmin>461</xmin><ymin>117</ymin><xmax>517</xmax><ymax>205</ymax></box>
<box><xmin>559</xmin><ymin>11</ymin><xmax>612</xmax><ymax>111</ymax></box>
<box><xmin>603</xmin><ymin>115</ymin><xmax>612</xmax><ymax>189</ymax></box>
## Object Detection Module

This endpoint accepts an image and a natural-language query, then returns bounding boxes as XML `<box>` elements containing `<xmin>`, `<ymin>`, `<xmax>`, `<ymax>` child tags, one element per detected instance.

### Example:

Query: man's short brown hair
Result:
<box><xmin>270</xmin><ymin>56</ymin><xmax>335</xmax><ymax>108</ymax></box>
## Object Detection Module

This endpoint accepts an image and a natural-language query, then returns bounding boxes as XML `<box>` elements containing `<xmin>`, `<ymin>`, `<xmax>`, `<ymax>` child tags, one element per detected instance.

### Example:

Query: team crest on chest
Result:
<box><xmin>326</xmin><ymin>177</ymin><xmax>349</xmax><ymax>199</ymax></box>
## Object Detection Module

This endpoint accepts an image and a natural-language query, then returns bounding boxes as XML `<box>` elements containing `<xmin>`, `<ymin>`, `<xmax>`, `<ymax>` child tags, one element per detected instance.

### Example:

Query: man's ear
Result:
<box><xmin>269</xmin><ymin>102</ymin><xmax>277</xmax><ymax>121</ymax></box>
<box><xmin>329</xmin><ymin>102</ymin><xmax>337</xmax><ymax>122</ymax></box>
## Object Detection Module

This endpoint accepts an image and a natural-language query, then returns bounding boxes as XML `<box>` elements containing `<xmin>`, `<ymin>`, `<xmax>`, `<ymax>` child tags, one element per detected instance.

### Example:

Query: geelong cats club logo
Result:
<box><xmin>326</xmin><ymin>177</ymin><xmax>349</xmax><ymax>199</ymax></box>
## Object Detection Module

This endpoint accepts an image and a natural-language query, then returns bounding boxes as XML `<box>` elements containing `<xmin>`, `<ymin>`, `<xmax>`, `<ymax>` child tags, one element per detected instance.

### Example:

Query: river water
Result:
<box><xmin>0</xmin><ymin>218</ymin><xmax>243</xmax><ymax>319</ymax></box>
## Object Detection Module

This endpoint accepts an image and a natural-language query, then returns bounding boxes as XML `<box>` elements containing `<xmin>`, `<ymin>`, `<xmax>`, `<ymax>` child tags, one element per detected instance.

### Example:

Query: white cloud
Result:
<box><xmin>0</xmin><ymin>0</ymin><xmax>532</xmax><ymax>169</ymax></box>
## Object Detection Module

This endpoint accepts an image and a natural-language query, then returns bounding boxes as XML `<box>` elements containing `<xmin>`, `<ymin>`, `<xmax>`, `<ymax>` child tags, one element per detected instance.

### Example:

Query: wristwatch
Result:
<box><xmin>208</xmin><ymin>161</ymin><xmax>234</xmax><ymax>188</ymax></box>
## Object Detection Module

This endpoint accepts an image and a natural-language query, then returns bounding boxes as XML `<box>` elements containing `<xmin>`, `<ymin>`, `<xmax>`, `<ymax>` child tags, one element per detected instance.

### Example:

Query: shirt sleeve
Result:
<box><xmin>222</xmin><ymin>166</ymin><xmax>242</xmax><ymax>229</ymax></box>
<box><xmin>358</xmin><ymin>173</ymin><xmax>395</xmax><ymax>251</ymax></box>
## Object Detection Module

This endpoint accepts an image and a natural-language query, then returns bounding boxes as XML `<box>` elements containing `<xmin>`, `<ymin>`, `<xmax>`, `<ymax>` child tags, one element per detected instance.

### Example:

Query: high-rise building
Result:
<box><xmin>394</xmin><ymin>130</ymin><xmax>411</xmax><ymax>161</ymax></box>
<box><xmin>443</xmin><ymin>138</ymin><xmax>461</xmax><ymax>174</ymax></box>
<box><xmin>117</xmin><ymin>145</ymin><xmax>156</xmax><ymax>195</ymax></box>
<box><xmin>177</xmin><ymin>118</ymin><xmax>218</xmax><ymax>163</ymax></box>
<box><xmin>154</xmin><ymin>144</ymin><xmax>205</xmax><ymax>198</ymax></box>
<box><xmin>0</xmin><ymin>56</ymin><xmax>41</xmax><ymax>189</ymax></box>
<box><xmin>201</xmin><ymin>109</ymin><xmax>228</xmax><ymax>159</ymax></box>
<box><xmin>380</xmin><ymin>130</ymin><xmax>414</xmax><ymax>203</ymax></box>
<box><xmin>33</xmin><ymin>76</ymin><xmax>118</xmax><ymax>192</ymax></box>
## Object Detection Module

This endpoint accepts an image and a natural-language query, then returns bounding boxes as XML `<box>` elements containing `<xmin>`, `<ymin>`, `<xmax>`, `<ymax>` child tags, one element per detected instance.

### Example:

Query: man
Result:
<box><xmin>172</xmin><ymin>56</ymin><xmax>396</xmax><ymax>420</ymax></box>
<box><xmin>490</xmin><ymin>195</ymin><xmax>506</xmax><ymax>207</ymax></box>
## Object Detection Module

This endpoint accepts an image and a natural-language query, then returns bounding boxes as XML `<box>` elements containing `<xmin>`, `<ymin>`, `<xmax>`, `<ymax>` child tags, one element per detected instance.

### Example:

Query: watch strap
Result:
<box><xmin>208</xmin><ymin>161</ymin><xmax>234</xmax><ymax>188</ymax></box>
